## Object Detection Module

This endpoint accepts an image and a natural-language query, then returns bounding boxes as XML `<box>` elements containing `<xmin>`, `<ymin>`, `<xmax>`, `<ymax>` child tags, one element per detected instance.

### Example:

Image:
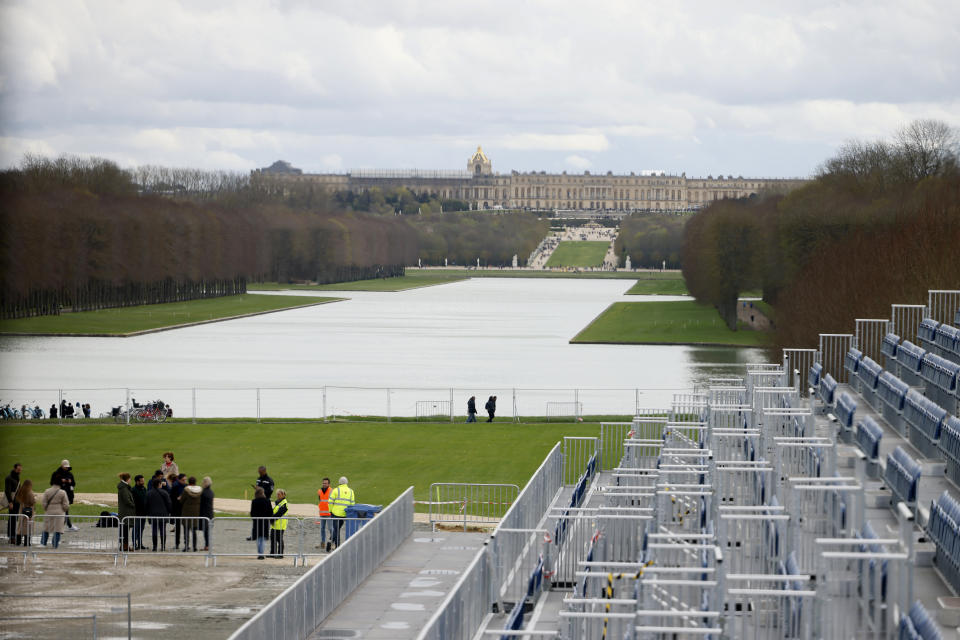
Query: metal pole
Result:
<box><xmin>387</xmin><ymin>388</ymin><xmax>391</xmax><ymax>423</ymax></box>
<box><xmin>59</xmin><ymin>388</ymin><xmax>63</xmax><ymax>425</ymax></box>
<box><xmin>127</xmin><ymin>592</ymin><xmax>131</xmax><ymax>639</ymax></box>
<box><xmin>513</xmin><ymin>388</ymin><xmax>518</xmax><ymax>422</ymax></box>
<box><xmin>125</xmin><ymin>389</ymin><xmax>130</xmax><ymax>425</ymax></box>
<box><xmin>192</xmin><ymin>388</ymin><xmax>197</xmax><ymax>425</ymax></box>
<box><xmin>635</xmin><ymin>388</ymin><xmax>639</xmax><ymax>416</ymax></box>
<box><xmin>574</xmin><ymin>388</ymin><xmax>580</xmax><ymax>420</ymax></box>
<box><xmin>322</xmin><ymin>386</ymin><xmax>327</xmax><ymax>423</ymax></box>
<box><xmin>256</xmin><ymin>388</ymin><xmax>261</xmax><ymax>424</ymax></box>
<box><xmin>449</xmin><ymin>388</ymin><xmax>454</xmax><ymax>423</ymax></box>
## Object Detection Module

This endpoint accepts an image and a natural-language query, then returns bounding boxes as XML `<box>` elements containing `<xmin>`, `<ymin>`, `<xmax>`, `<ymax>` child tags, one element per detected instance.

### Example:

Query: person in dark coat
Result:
<box><xmin>49</xmin><ymin>404</ymin><xmax>57</xmax><ymax>420</ymax></box>
<box><xmin>146</xmin><ymin>478</ymin><xmax>172</xmax><ymax>551</ymax></box>
<box><xmin>466</xmin><ymin>396</ymin><xmax>477</xmax><ymax>423</ymax></box>
<box><xmin>485</xmin><ymin>395</ymin><xmax>497</xmax><ymax>422</ymax></box>
<box><xmin>248</xmin><ymin>466</ymin><xmax>274</xmax><ymax>541</ymax></box>
<box><xmin>50</xmin><ymin>460</ymin><xmax>77</xmax><ymax>530</ymax></box>
<box><xmin>5</xmin><ymin>463</ymin><xmax>21</xmax><ymax>544</ymax></box>
<box><xmin>167</xmin><ymin>474</ymin><xmax>185</xmax><ymax>548</ymax></box>
<box><xmin>132</xmin><ymin>475</ymin><xmax>148</xmax><ymax>549</ymax></box>
<box><xmin>249</xmin><ymin>487</ymin><xmax>273</xmax><ymax>559</ymax></box>
<box><xmin>116</xmin><ymin>473</ymin><xmax>135</xmax><ymax>551</ymax></box>
<box><xmin>200</xmin><ymin>476</ymin><xmax>215</xmax><ymax>550</ymax></box>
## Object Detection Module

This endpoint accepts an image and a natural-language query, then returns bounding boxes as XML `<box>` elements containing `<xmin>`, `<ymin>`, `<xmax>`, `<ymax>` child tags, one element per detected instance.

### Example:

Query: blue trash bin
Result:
<box><xmin>343</xmin><ymin>504</ymin><xmax>382</xmax><ymax>540</ymax></box>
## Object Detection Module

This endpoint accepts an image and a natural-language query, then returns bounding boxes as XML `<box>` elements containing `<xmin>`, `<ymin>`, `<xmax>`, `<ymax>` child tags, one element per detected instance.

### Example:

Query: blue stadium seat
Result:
<box><xmin>920</xmin><ymin>353</ymin><xmax>960</xmax><ymax>393</ymax></box>
<box><xmin>918</xmin><ymin>318</ymin><xmax>941</xmax><ymax>344</ymax></box>
<box><xmin>809</xmin><ymin>362</ymin><xmax>823</xmax><ymax>389</ymax></box>
<box><xmin>858</xmin><ymin>356</ymin><xmax>883</xmax><ymax>392</ymax></box>
<box><xmin>859</xmin><ymin>521</ymin><xmax>888</xmax><ymax>602</ymax></box>
<box><xmin>904</xmin><ymin>389</ymin><xmax>948</xmax><ymax>456</ymax></box>
<box><xmin>898</xmin><ymin>340</ymin><xmax>928</xmax><ymax>385</ymax></box>
<box><xmin>884</xmin><ymin>446</ymin><xmax>922</xmax><ymax>506</ymax></box>
<box><xmin>929</xmin><ymin>490</ymin><xmax>960</xmax><ymax>596</ymax></box>
<box><xmin>955</xmin><ymin>307</ymin><xmax>960</xmax><ymax>328</ymax></box>
<box><xmin>856</xmin><ymin>416</ymin><xmax>883</xmax><ymax>461</ymax></box>
<box><xmin>935</xmin><ymin>323</ymin><xmax>960</xmax><ymax>355</ymax></box>
<box><xmin>878</xmin><ymin>372</ymin><xmax>910</xmax><ymax>411</ymax></box>
<box><xmin>836</xmin><ymin>392</ymin><xmax>857</xmax><ymax>430</ymax></box>
<box><xmin>818</xmin><ymin>373</ymin><xmax>838</xmax><ymax>407</ymax></box>
<box><xmin>939</xmin><ymin>416</ymin><xmax>960</xmax><ymax>487</ymax></box>
<box><xmin>881</xmin><ymin>332</ymin><xmax>901</xmax><ymax>360</ymax></box>
<box><xmin>845</xmin><ymin>347</ymin><xmax>864</xmax><ymax>377</ymax></box>
<box><xmin>899</xmin><ymin>600</ymin><xmax>944</xmax><ymax>640</ymax></box>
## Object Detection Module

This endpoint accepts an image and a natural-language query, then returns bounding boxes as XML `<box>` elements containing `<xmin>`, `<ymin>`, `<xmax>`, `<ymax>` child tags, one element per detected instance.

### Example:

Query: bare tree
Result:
<box><xmin>895</xmin><ymin>119</ymin><xmax>959</xmax><ymax>180</ymax></box>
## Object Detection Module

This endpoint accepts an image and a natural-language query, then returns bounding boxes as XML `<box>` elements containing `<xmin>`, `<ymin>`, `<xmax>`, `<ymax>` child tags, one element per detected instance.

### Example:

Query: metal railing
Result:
<box><xmin>819</xmin><ymin>333</ymin><xmax>855</xmax><ymax>384</ymax></box>
<box><xmin>929</xmin><ymin>290</ymin><xmax>960</xmax><ymax>325</ymax></box>
<box><xmin>855</xmin><ymin>318</ymin><xmax>889</xmax><ymax>365</ymax></box>
<box><xmin>0</xmin><ymin>593</ymin><xmax>131</xmax><ymax>640</ymax></box>
<box><xmin>428</xmin><ymin>483</ymin><xmax>519</xmax><ymax>531</ymax></box>
<box><xmin>228</xmin><ymin>486</ymin><xmax>413</xmax><ymax>640</ymax></box>
<box><xmin>783</xmin><ymin>348</ymin><xmax>817</xmax><ymax>395</ymax></box>
<box><xmin>0</xmin><ymin>385</ymin><xmax>692</xmax><ymax>425</ymax></box>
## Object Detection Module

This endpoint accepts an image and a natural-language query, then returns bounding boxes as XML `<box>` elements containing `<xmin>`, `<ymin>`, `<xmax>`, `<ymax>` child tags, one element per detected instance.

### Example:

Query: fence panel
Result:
<box><xmin>891</xmin><ymin>304</ymin><xmax>927</xmax><ymax>343</ymax></box>
<box><xmin>819</xmin><ymin>334</ymin><xmax>854</xmax><ymax>384</ymax></box>
<box><xmin>259</xmin><ymin>387</ymin><xmax>325</xmax><ymax>421</ymax></box>
<box><xmin>855</xmin><ymin>319</ymin><xmax>889</xmax><ymax>366</ymax></box>
<box><xmin>25</xmin><ymin>514</ymin><xmax>120</xmax><ymax>557</ymax></box>
<box><xmin>428</xmin><ymin>483</ymin><xmax>519</xmax><ymax>531</ymax></box>
<box><xmin>783</xmin><ymin>349</ymin><xmax>818</xmax><ymax>396</ymax></box>
<box><xmin>929</xmin><ymin>290</ymin><xmax>960</xmax><ymax>325</ymax></box>
<box><xmin>563</xmin><ymin>437</ymin><xmax>599</xmax><ymax>486</ymax></box>
<box><xmin>0</xmin><ymin>593</ymin><xmax>132</xmax><ymax>640</ymax></box>
<box><xmin>229</xmin><ymin>487</ymin><xmax>413</xmax><ymax>640</ymax></box>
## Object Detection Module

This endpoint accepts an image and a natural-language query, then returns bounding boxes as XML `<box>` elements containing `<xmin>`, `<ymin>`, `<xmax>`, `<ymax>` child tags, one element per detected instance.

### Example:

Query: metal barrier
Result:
<box><xmin>891</xmin><ymin>303</ymin><xmax>927</xmax><ymax>344</ymax></box>
<box><xmin>929</xmin><ymin>290</ymin><xmax>960</xmax><ymax>325</ymax></box>
<box><xmin>21</xmin><ymin>514</ymin><xmax>121</xmax><ymax>560</ymax></box>
<box><xmin>117</xmin><ymin>515</ymin><xmax>214</xmax><ymax>561</ymax></box>
<box><xmin>428</xmin><ymin>483</ymin><xmax>519</xmax><ymax>531</ymax></box>
<box><xmin>228</xmin><ymin>486</ymin><xmax>413</xmax><ymax>640</ymax></box>
<box><xmin>819</xmin><ymin>333</ymin><xmax>855</xmax><ymax>384</ymax></box>
<box><xmin>0</xmin><ymin>593</ymin><xmax>131</xmax><ymax>640</ymax></box>
<box><xmin>856</xmin><ymin>318</ymin><xmax>890</xmax><ymax>365</ymax></box>
<box><xmin>783</xmin><ymin>348</ymin><xmax>818</xmax><ymax>396</ymax></box>
<box><xmin>562</xmin><ymin>436</ymin><xmax>599</xmax><ymax>485</ymax></box>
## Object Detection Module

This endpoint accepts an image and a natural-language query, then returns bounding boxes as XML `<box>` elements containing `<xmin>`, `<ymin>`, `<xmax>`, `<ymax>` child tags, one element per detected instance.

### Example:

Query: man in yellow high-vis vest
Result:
<box><xmin>270</xmin><ymin>489</ymin><xmax>288</xmax><ymax>558</ymax></box>
<box><xmin>327</xmin><ymin>476</ymin><xmax>355</xmax><ymax>551</ymax></box>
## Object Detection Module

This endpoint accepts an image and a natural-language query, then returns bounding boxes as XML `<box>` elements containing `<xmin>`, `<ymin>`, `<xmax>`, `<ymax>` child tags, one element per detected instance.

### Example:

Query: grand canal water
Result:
<box><xmin>0</xmin><ymin>278</ymin><xmax>768</xmax><ymax>418</ymax></box>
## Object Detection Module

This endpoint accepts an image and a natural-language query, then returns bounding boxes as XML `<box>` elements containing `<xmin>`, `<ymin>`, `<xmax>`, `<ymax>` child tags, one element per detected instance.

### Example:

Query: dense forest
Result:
<box><xmin>682</xmin><ymin>119</ymin><xmax>960</xmax><ymax>351</ymax></box>
<box><xmin>0</xmin><ymin>156</ymin><xmax>546</xmax><ymax>314</ymax></box>
<box><xmin>615</xmin><ymin>213</ymin><xmax>687</xmax><ymax>269</ymax></box>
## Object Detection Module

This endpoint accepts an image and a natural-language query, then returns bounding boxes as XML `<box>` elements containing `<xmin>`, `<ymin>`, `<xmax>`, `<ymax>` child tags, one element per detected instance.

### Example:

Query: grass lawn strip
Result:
<box><xmin>0</xmin><ymin>421</ymin><xmax>600</xmax><ymax>510</ymax></box>
<box><xmin>624</xmin><ymin>276</ymin><xmax>689</xmax><ymax>295</ymax></box>
<box><xmin>544</xmin><ymin>241</ymin><xmax>610</xmax><ymax>267</ymax></box>
<box><xmin>571</xmin><ymin>300</ymin><xmax>769</xmax><ymax>347</ymax></box>
<box><xmin>0</xmin><ymin>294</ymin><xmax>342</xmax><ymax>336</ymax></box>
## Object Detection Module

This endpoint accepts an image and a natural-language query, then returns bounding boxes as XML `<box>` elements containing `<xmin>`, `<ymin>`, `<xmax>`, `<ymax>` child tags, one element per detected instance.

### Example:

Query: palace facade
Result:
<box><xmin>252</xmin><ymin>147</ymin><xmax>806</xmax><ymax>212</ymax></box>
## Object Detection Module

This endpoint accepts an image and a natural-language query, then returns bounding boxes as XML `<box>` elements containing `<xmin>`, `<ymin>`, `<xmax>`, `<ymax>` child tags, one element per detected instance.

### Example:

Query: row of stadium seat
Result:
<box><xmin>884</xmin><ymin>446</ymin><xmax>922</xmax><ymax>507</ymax></box>
<box><xmin>928</xmin><ymin>490</ymin><xmax>960</xmax><ymax>598</ymax></box>
<box><xmin>905</xmin><ymin>390</ymin><xmax>951</xmax><ymax>457</ymax></box>
<box><xmin>918</xmin><ymin>317</ymin><xmax>960</xmax><ymax>359</ymax></box>
<box><xmin>899</xmin><ymin>599</ymin><xmax>944</xmax><ymax>640</ymax></box>
<box><xmin>856</xmin><ymin>416</ymin><xmax>884</xmax><ymax>462</ymax></box>
<box><xmin>836</xmin><ymin>391</ymin><xmax>857</xmax><ymax>430</ymax></box>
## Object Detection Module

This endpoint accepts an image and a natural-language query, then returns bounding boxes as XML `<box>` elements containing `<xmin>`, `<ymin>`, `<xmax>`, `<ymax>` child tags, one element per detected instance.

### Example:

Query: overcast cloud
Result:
<box><xmin>1</xmin><ymin>0</ymin><xmax>958</xmax><ymax>177</ymax></box>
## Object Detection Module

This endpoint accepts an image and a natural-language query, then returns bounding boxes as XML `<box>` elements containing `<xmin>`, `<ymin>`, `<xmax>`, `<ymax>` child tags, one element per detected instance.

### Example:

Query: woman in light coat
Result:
<box><xmin>14</xmin><ymin>479</ymin><xmax>36</xmax><ymax>546</ymax></box>
<box><xmin>41</xmin><ymin>484</ymin><xmax>70</xmax><ymax>548</ymax></box>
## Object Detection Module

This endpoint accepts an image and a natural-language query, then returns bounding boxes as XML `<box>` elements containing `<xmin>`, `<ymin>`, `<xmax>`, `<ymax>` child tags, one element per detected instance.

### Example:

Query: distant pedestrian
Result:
<box><xmin>116</xmin><ymin>473</ymin><xmax>135</xmax><ymax>551</ymax></box>
<box><xmin>179</xmin><ymin>476</ymin><xmax>202</xmax><ymax>552</ymax></box>
<box><xmin>466</xmin><ymin>396</ymin><xmax>477</xmax><ymax>423</ymax></box>
<box><xmin>270</xmin><ymin>489</ymin><xmax>288</xmax><ymax>558</ymax></box>
<box><xmin>146</xmin><ymin>478</ymin><xmax>171</xmax><ymax>551</ymax></box>
<box><xmin>485</xmin><ymin>395</ymin><xmax>497</xmax><ymax>422</ymax></box>
<box><xmin>41</xmin><ymin>482</ymin><xmax>69</xmax><ymax>548</ymax></box>
<box><xmin>167</xmin><ymin>474</ymin><xmax>185</xmax><ymax>548</ymax></box>
<box><xmin>82</xmin><ymin>403</ymin><xmax>91</xmax><ymax>418</ymax></box>
<box><xmin>250</xmin><ymin>487</ymin><xmax>272</xmax><ymax>559</ymax></box>
<box><xmin>132</xmin><ymin>474</ymin><xmax>148</xmax><ymax>549</ymax></box>
<box><xmin>328</xmin><ymin>476</ymin><xmax>355</xmax><ymax>551</ymax></box>
<box><xmin>200</xmin><ymin>476</ymin><xmax>214</xmax><ymax>550</ymax></box>
<box><xmin>5</xmin><ymin>463</ymin><xmax>22</xmax><ymax>544</ymax></box>
<box><xmin>49</xmin><ymin>404</ymin><xmax>57</xmax><ymax>420</ymax></box>
<box><xmin>59</xmin><ymin>400</ymin><xmax>67</xmax><ymax>419</ymax></box>
<box><xmin>317</xmin><ymin>477</ymin><xmax>332</xmax><ymax>547</ymax></box>
<box><xmin>248</xmin><ymin>466</ymin><xmax>275</xmax><ymax>541</ymax></box>
<box><xmin>50</xmin><ymin>460</ymin><xmax>78</xmax><ymax>531</ymax></box>
<box><xmin>14</xmin><ymin>479</ymin><xmax>36</xmax><ymax>546</ymax></box>
<box><xmin>160</xmin><ymin>452</ymin><xmax>178</xmax><ymax>479</ymax></box>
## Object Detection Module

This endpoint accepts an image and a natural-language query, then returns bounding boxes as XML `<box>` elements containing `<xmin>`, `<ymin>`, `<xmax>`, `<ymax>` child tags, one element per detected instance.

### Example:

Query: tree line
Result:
<box><xmin>0</xmin><ymin>156</ymin><xmax>547</xmax><ymax>316</ymax></box>
<box><xmin>615</xmin><ymin>213</ymin><xmax>687</xmax><ymax>269</ymax></box>
<box><xmin>681</xmin><ymin>119</ymin><xmax>960</xmax><ymax>351</ymax></box>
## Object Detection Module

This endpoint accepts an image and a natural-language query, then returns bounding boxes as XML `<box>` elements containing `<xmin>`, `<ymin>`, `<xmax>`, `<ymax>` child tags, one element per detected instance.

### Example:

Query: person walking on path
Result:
<box><xmin>250</xmin><ymin>487</ymin><xmax>272</xmax><ymax>559</ymax></box>
<box><xmin>466</xmin><ymin>396</ymin><xmax>477</xmax><ymax>423</ymax></box>
<box><xmin>179</xmin><ymin>477</ymin><xmax>202</xmax><ymax>552</ymax></box>
<box><xmin>270</xmin><ymin>489</ymin><xmax>289</xmax><ymax>558</ymax></box>
<box><xmin>116</xmin><ymin>473</ymin><xmax>135</xmax><ymax>551</ymax></box>
<box><xmin>248</xmin><ymin>466</ymin><xmax>275</xmax><ymax>541</ymax></box>
<box><xmin>132</xmin><ymin>475</ymin><xmax>148</xmax><ymax>549</ymax></box>
<box><xmin>485</xmin><ymin>395</ymin><xmax>497</xmax><ymax>422</ymax></box>
<box><xmin>50</xmin><ymin>460</ymin><xmax>78</xmax><ymax>531</ymax></box>
<box><xmin>200</xmin><ymin>476</ymin><xmax>214</xmax><ymax>551</ymax></box>
<box><xmin>317</xmin><ymin>477</ymin><xmax>332</xmax><ymax>547</ymax></box>
<box><xmin>40</xmin><ymin>482</ymin><xmax>69</xmax><ymax>548</ymax></box>
<box><xmin>160</xmin><ymin>453</ymin><xmax>178</xmax><ymax>479</ymax></box>
<box><xmin>328</xmin><ymin>476</ymin><xmax>355</xmax><ymax>552</ymax></box>
<box><xmin>14</xmin><ymin>479</ymin><xmax>35</xmax><ymax>546</ymax></box>
<box><xmin>5</xmin><ymin>463</ymin><xmax>21</xmax><ymax>544</ymax></box>
<box><xmin>146</xmin><ymin>478</ymin><xmax>171</xmax><ymax>551</ymax></box>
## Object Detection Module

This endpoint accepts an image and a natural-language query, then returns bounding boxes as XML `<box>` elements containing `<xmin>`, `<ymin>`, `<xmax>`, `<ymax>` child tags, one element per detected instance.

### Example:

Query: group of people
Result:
<box><xmin>49</xmin><ymin>401</ymin><xmax>91</xmax><ymax>420</ymax></box>
<box><xmin>4</xmin><ymin>460</ymin><xmax>79</xmax><ymax>549</ymax></box>
<box><xmin>466</xmin><ymin>395</ymin><xmax>497</xmax><ymax>422</ymax></box>
<box><xmin>5</xmin><ymin>455</ymin><xmax>359</xmax><ymax>560</ymax></box>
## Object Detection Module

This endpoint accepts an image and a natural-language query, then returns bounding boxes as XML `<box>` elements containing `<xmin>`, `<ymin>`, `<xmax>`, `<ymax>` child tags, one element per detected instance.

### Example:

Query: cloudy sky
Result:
<box><xmin>1</xmin><ymin>1</ymin><xmax>958</xmax><ymax>178</ymax></box>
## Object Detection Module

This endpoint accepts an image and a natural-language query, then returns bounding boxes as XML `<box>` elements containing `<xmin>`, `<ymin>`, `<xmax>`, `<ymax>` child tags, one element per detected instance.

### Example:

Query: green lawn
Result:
<box><xmin>0</xmin><ymin>421</ymin><xmax>599</xmax><ymax>509</ymax></box>
<box><xmin>571</xmin><ymin>300</ymin><xmax>770</xmax><ymax>346</ymax></box>
<box><xmin>544</xmin><ymin>241</ymin><xmax>610</xmax><ymax>267</ymax></box>
<box><xmin>625</xmin><ymin>275</ymin><xmax>689</xmax><ymax>295</ymax></box>
<box><xmin>0</xmin><ymin>294</ymin><xmax>341</xmax><ymax>336</ymax></box>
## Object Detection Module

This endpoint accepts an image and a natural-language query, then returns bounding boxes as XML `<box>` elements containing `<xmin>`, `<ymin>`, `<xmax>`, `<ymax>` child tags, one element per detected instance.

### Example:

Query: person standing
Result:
<box><xmin>132</xmin><ymin>475</ymin><xmax>148</xmax><ymax>549</ymax></box>
<box><xmin>50</xmin><ymin>460</ymin><xmax>78</xmax><ymax>531</ymax></box>
<box><xmin>14</xmin><ymin>479</ymin><xmax>36</xmax><ymax>546</ymax></box>
<box><xmin>317</xmin><ymin>477</ymin><xmax>332</xmax><ymax>548</ymax></box>
<box><xmin>168</xmin><ymin>474</ymin><xmax>185</xmax><ymax>548</ymax></box>
<box><xmin>179</xmin><ymin>477</ymin><xmax>202</xmax><ymax>552</ymax></box>
<box><xmin>466</xmin><ymin>396</ymin><xmax>477</xmax><ymax>423</ymax></box>
<box><xmin>160</xmin><ymin>453</ymin><xmax>178</xmax><ymax>479</ymax></box>
<box><xmin>200</xmin><ymin>476</ymin><xmax>214</xmax><ymax>551</ymax></box>
<box><xmin>485</xmin><ymin>395</ymin><xmax>497</xmax><ymax>422</ymax></box>
<box><xmin>328</xmin><ymin>476</ymin><xmax>355</xmax><ymax>552</ymax></box>
<box><xmin>116</xmin><ymin>473</ymin><xmax>135</xmax><ymax>551</ymax></box>
<box><xmin>41</xmin><ymin>482</ymin><xmax>69</xmax><ymax>548</ymax></box>
<box><xmin>248</xmin><ymin>466</ymin><xmax>274</xmax><ymax>541</ymax></box>
<box><xmin>249</xmin><ymin>487</ymin><xmax>272</xmax><ymax>559</ymax></box>
<box><xmin>49</xmin><ymin>404</ymin><xmax>57</xmax><ymax>420</ymax></box>
<box><xmin>270</xmin><ymin>489</ymin><xmax>288</xmax><ymax>558</ymax></box>
<box><xmin>146</xmin><ymin>478</ymin><xmax>171</xmax><ymax>551</ymax></box>
<box><xmin>5</xmin><ymin>463</ymin><xmax>21</xmax><ymax>544</ymax></box>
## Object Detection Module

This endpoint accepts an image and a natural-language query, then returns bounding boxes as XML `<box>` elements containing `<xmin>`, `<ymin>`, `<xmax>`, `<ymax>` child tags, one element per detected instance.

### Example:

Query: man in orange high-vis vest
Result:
<box><xmin>317</xmin><ymin>477</ymin><xmax>332</xmax><ymax>551</ymax></box>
